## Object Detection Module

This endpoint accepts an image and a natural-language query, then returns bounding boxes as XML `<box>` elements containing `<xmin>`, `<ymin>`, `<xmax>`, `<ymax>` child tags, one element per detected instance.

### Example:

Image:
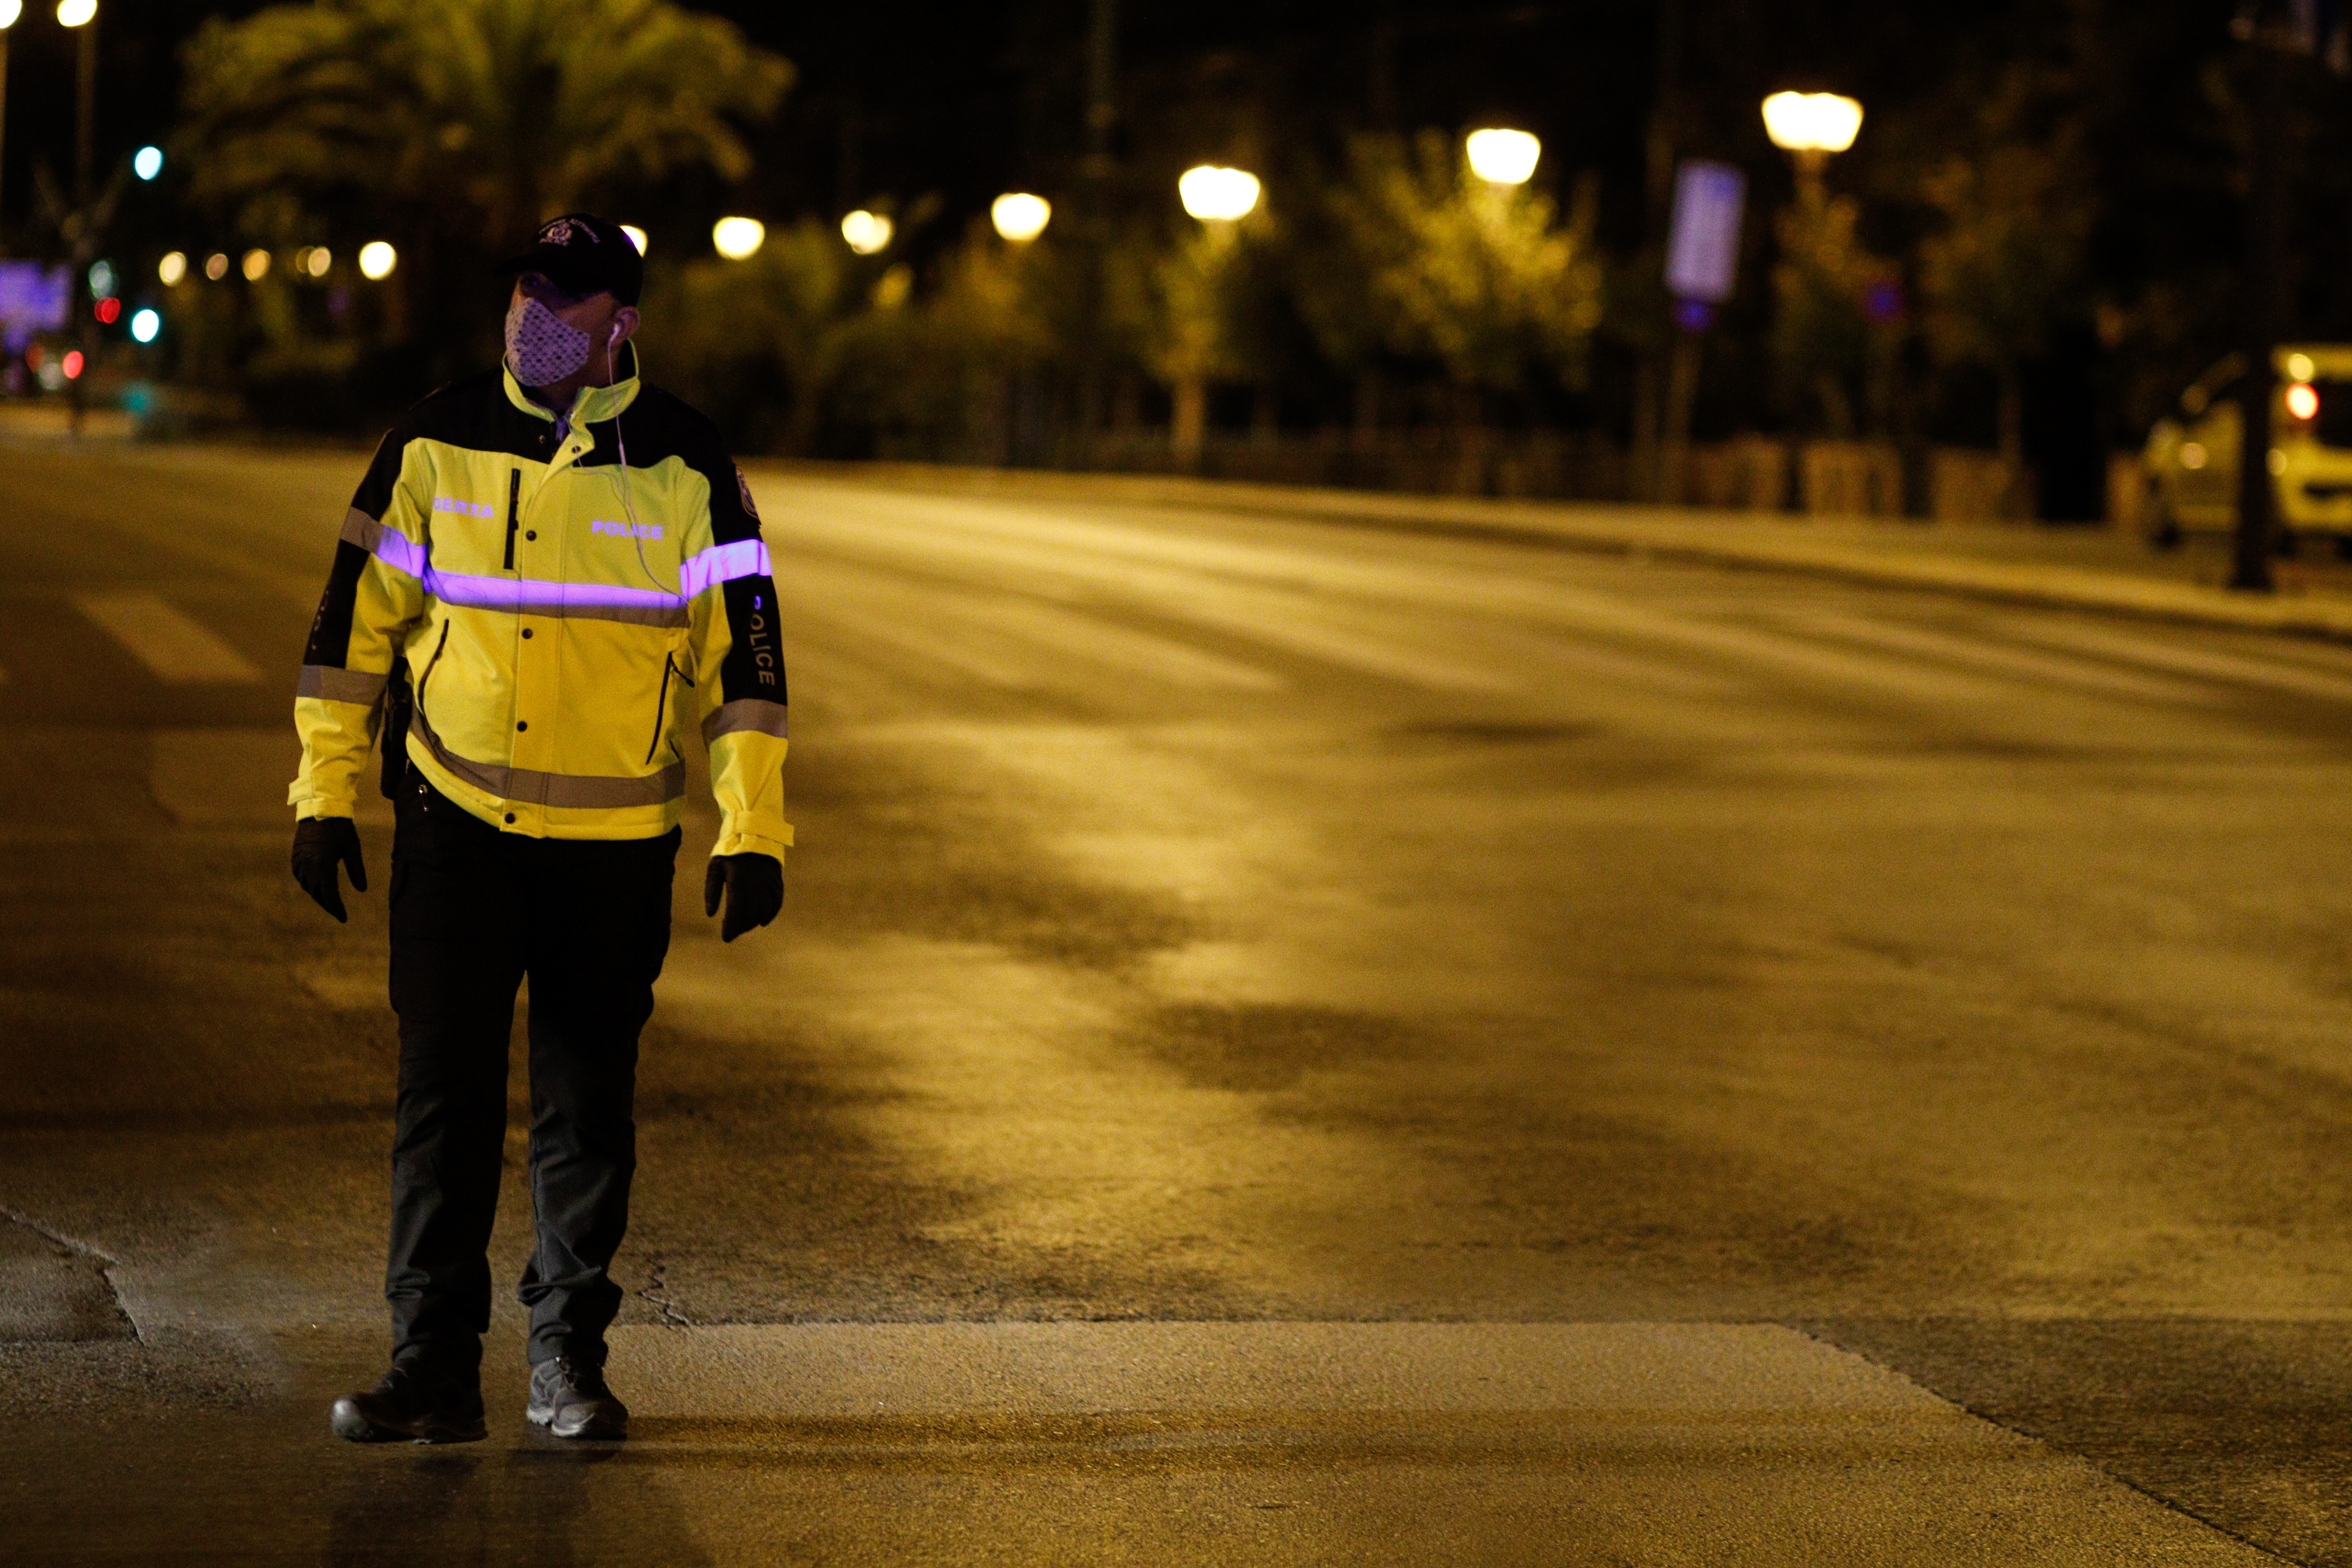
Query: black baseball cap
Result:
<box><xmin>494</xmin><ymin>213</ymin><xmax>644</xmax><ymax>306</ymax></box>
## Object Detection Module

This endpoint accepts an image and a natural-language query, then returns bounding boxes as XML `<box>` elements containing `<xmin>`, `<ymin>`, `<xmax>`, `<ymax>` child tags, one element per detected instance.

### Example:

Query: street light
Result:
<box><xmin>240</xmin><ymin>248</ymin><xmax>270</xmax><ymax>281</ymax></box>
<box><xmin>357</xmin><ymin>241</ymin><xmax>396</xmax><ymax>280</ymax></box>
<box><xmin>0</xmin><ymin>2</ymin><xmax>17</xmax><ymax>253</ymax></box>
<box><xmin>711</xmin><ymin>216</ymin><xmax>764</xmax><ymax>260</ymax></box>
<box><xmin>619</xmin><ymin>224</ymin><xmax>647</xmax><ymax>256</ymax></box>
<box><xmin>840</xmin><ymin>210</ymin><xmax>892</xmax><ymax>255</ymax></box>
<box><xmin>1761</xmin><ymin>92</ymin><xmax>1863</xmax><ymax>159</ymax></box>
<box><xmin>1178</xmin><ymin>165</ymin><xmax>1261</xmax><ymax>223</ymax></box>
<box><xmin>132</xmin><ymin>145</ymin><xmax>161</xmax><ymax>181</ymax></box>
<box><xmin>54</xmin><ymin>0</ymin><xmax>91</xmax><ymax>22</ymax></box>
<box><xmin>991</xmin><ymin>192</ymin><xmax>1051</xmax><ymax>243</ymax></box>
<box><xmin>156</xmin><ymin>250</ymin><xmax>184</xmax><ymax>285</ymax></box>
<box><xmin>1762</xmin><ymin>90</ymin><xmax>1861</xmax><ymax>215</ymax></box>
<box><xmin>1465</xmin><ymin>128</ymin><xmax>1540</xmax><ymax>186</ymax></box>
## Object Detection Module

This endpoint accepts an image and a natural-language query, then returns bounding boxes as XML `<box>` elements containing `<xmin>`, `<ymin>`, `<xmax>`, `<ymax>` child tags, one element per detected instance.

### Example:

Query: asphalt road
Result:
<box><xmin>7</xmin><ymin>447</ymin><xmax>2352</xmax><ymax>1562</ymax></box>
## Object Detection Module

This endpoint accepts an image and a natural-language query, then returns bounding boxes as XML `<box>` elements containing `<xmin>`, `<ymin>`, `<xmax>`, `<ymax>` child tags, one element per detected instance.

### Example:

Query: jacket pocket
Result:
<box><xmin>645</xmin><ymin>652</ymin><xmax>694</xmax><ymax>765</ymax></box>
<box><xmin>412</xmin><ymin>621</ymin><xmax>451</xmax><ymax>737</ymax></box>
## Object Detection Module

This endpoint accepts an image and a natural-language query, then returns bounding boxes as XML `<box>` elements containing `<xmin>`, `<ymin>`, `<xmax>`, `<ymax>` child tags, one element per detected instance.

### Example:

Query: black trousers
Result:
<box><xmin>384</xmin><ymin>776</ymin><xmax>678</xmax><ymax>1372</ymax></box>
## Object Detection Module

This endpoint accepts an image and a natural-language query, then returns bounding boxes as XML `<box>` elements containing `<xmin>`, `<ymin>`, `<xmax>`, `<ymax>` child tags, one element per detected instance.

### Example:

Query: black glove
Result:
<box><xmin>703</xmin><ymin>852</ymin><xmax>783</xmax><ymax>942</ymax></box>
<box><xmin>291</xmin><ymin>815</ymin><xmax>368</xmax><ymax>923</ymax></box>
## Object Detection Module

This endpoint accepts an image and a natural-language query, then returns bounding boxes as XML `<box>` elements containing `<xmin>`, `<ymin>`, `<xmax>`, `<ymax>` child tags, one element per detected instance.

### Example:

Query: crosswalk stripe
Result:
<box><xmin>71</xmin><ymin>591</ymin><xmax>264</xmax><ymax>684</ymax></box>
<box><xmin>1508</xmin><ymin>584</ymin><xmax>2009</xmax><ymax>704</ymax></box>
<box><xmin>789</xmin><ymin>591</ymin><xmax>1043</xmax><ymax>688</ymax></box>
<box><xmin>788</xmin><ymin>508</ymin><xmax>1514</xmax><ymax>692</ymax></box>
<box><xmin>790</xmin><ymin>555</ymin><xmax>1284</xmax><ymax>693</ymax></box>
<box><xmin>950</xmin><ymin>594</ymin><xmax>1284</xmax><ymax>691</ymax></box>
<box><xmin>2000</xmin><ymin>617</ymin><xmax>2352</xmax><ymax>702</ymax></box>
<box><xmin>1786</xmin><ymin>611</ymin><xmax>2210</xmax><ymax>704</ymax></box>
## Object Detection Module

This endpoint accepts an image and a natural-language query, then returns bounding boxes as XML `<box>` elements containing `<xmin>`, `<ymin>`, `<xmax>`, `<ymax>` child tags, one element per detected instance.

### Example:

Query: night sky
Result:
<box><xmin>0</xmin><ymin>1</ymin><xmax>2103</xmax><ymax>254</ymax></box>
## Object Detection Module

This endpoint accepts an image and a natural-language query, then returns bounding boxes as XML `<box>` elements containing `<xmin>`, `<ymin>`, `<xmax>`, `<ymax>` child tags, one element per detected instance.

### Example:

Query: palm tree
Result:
<box><xmin>180</xmin><ymin>0</ymin><xmax>790</xmax><ymax>247</ymax></box>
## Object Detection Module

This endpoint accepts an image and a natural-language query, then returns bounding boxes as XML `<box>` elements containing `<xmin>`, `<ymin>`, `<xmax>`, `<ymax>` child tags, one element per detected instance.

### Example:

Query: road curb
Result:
<box><xmin>771</xmin><ymin>460</ymin><xmax>2352</xmax><ymax>647</ymax></box>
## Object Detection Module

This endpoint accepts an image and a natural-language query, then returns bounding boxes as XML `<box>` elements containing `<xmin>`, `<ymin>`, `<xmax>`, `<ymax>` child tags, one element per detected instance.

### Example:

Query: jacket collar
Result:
<box><xmin>501</xmin><ymin>361</ymin><xmax>642</xmax><ymax>426</ymax></box>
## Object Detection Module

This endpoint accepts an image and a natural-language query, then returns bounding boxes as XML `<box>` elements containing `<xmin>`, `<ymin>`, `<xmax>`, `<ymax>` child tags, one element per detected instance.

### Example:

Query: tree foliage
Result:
<box><xmin>1327</xmin><ymin>132</ymin><xmax>1604</xmax><ymax>397</ymax></box>
<box><xmin>1770</xmin><ymin>184</ymin><xmax>1894</xmax><ymax>440</ymax></box>
<box><xmin>1917</xmin><ymin>136</ymin><xmax>2092</xmax><ymax>462</ymax></box>
<box><xmin>180</xmin><ymin>0</ymin><xmax>790</xmax><ymax>247</ymax></box>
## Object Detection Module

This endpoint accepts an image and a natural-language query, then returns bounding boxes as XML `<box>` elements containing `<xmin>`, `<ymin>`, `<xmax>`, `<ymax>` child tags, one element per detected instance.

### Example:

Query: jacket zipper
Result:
<box><xmin>645</xmin><ymin>653</ymin><xmax>692</xmax><ymax>764</ymax></box>
<box><xmin>502</xmin><ymin>467</ymin><xmax>522</xmax><ymax>570</ymax></box>
<box><xmin>414</xmin><ymin>621</ymin><xmax>451</xmax><ymax>733</ymax></box>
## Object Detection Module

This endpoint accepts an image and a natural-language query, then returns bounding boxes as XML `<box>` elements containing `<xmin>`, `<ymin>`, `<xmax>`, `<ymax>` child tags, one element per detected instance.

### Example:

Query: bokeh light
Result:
<box><xmin>157</xmin><ymin>251</ymin><xmax>186</xmax><ymax>286</ymax></box>
<box><xmin>991</xmin><ymin>193</ymin><xmax>1052</xmax><ymax>243</ymax></box>
<box><xmin>712</xmin><ymin>216</ymin><xmax>766</xmax><ymax>260</ymax></box>
<box><xmin>241</xmin><ymin>249</ymin><xmax>271</xmax><ymax>282</ymax></box>
<box><xmin>130</xmin><ymin>308</ymin><xmax>160</xmax><ymax>344</ymax></box>
<box><xmin>357</xmin><ymin>242</ymin><xmax>398</xmax><ymax>280</ymax></box>
<box><xmin>1464</xmin><ymin>129</ymin><xmax>1541</xmax><ymax>185</ymax></box>
<box><xmin>841</xmin><ymin>210</ymin><xmax>893</xmax><ymax>255</ymax></box>
<box><xmin>1178</xmin><ymin>166</ymin><xmax>1262</xmax><ymax>222</ymax></box>
<box><xmin>1762</xmin><ymin>92</ymin><xmax>1864</xmax><ymax>154</ymax></box>
<box><xmin>620</xmin><ymin>225</ymin><xmax>647</xmax><ymax>256</ymax></box>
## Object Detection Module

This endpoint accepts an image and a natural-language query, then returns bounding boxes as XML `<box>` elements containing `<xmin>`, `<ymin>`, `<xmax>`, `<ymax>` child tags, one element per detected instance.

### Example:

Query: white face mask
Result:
<box><xmin>504</xmin><ymin>295</ymin><xmax>593</xmax><ymax>387</ymax></box>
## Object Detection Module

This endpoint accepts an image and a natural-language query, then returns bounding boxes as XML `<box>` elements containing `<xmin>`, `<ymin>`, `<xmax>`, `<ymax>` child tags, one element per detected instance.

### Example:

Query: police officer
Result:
<box><xmin>288</xmin><ymin>214</ymin><xmax>790</xmax><ymax>1444</ymax></box>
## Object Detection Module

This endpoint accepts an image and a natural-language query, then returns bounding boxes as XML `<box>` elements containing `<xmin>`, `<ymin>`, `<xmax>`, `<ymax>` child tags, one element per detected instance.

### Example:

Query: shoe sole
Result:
<box><xmin>527</xmin><ymin>1400</ymin><xmax>627</xmax><ymax>1441</ymax></box>
<box><xmin>331</xmin><ymin>1396</ymin><xmax>487</xmax><ymax>1445</ymax></box>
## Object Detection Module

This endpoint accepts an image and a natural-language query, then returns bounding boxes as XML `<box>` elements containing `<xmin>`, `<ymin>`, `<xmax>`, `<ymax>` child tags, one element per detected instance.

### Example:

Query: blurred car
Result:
<box><xmin>2144</xmin><ymin>345</ymin><xmax>2352</xmax><ymax>552</ymax></box>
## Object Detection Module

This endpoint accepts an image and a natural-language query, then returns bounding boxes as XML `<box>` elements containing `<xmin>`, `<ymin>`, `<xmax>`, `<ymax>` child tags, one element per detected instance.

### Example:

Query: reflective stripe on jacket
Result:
<box><xmin>289</xmin><ymin>364</ymin><xmax>791</xmax><ymax>860</ymax></box>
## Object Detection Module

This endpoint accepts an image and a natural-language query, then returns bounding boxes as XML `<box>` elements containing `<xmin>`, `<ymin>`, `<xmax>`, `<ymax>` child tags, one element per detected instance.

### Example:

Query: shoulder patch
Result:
<box><xmin>736</xmin><ymin>465</ymin><xmax>760</xmax><ymax>520</ymax></box>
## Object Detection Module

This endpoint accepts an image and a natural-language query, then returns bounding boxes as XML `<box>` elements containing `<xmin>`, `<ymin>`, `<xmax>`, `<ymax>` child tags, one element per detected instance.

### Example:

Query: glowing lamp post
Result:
<box><xmin>1762</xmin><ymin>91</ymin><xmax>1862</xmax><ymax>195</ymax></box>
<box><xmin>1178</xmin><ymin>166</ymin><xmax>1261</xmax><ymax>223</ymax></box>
<box><xmin>0</xmin><ymin>1</ymin><xmax>17</xmax><ymax>251</ymax></box>
<box><xmin>1169</xmin><ymin>166</ymin><xmax>1262</xmax><ymax>469</ymax></box>
<box><xmin>840</xmin><ymin>210</ymin><xmax>893</xmax><ymax>255</ymax></box>
<box><xmin>991</xmin><ymin>192</ymin><xmax>1051</xmax><ymax>244</ymax></box>
<box><xmin>56</xmin><ymin>0</ymin><xmax>92</xmax><ymax>205</ymax></box>
<box><xmin>1464</xmin><ymin>128</ymin><xmax>1540</xmax><ymax>186</ymax></box>
<box><xmin>711</xmin><ymin>216</ymin><xmax>765</xmax><ymax>261</ymax></box>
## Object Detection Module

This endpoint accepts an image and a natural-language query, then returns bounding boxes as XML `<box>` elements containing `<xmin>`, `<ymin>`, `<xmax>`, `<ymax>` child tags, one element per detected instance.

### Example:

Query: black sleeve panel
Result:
<box><xmin>628</xmin><ymin>386</ymin><xmax>782</xmax><ymax>703</ymax></box>
<box><xmin>700</xmin><ymin>446</ymin><xmax>763</xmax><ymax>546</ymax></box>
<box><xmin>349</xmin><ymin>426</ymin><xmax>410</xmax><ymax>520</ymax></box>
<box><xmin>716</xmin><ymin>574</ymin><xmax>787</xmax><ymax>706</ymax></box>
<box><xmin>302</xmin><ymin>540</ymin><xmax>373</xmax><ymax>668</ymax></box>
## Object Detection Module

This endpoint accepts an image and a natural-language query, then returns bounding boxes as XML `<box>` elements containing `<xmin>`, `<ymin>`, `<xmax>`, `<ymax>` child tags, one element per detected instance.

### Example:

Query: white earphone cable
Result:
<box><xmin>605</xmin><ymin>326</ymin><xmax>670</xmax><ymax>596</ymax></box>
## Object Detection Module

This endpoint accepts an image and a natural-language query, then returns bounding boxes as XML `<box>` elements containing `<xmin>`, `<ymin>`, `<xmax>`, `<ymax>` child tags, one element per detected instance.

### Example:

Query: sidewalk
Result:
<box><xmin>2</xmin><ymin>1322</ymin><xmax>2274</xmax><ymax>1564</ymax></box>
<box><xmin>803</xmin><ymin>461</ymin><xmax>2352</xmax><ymax>645</ymax></box>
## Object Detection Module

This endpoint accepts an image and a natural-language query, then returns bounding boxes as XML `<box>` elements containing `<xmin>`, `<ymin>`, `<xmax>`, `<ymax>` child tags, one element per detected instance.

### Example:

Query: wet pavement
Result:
<box><xmin>7</xmin><ymin>450</ymin><xmax>2352</xmax><ymax>1561</ymax></box>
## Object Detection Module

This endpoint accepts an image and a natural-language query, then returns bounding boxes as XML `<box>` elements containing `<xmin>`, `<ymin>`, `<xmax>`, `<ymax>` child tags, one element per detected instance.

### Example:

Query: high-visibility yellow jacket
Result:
<box><xmin>290</xmin><ymin>364</ymin><xmax>790</xmax><ymax>861</ymax></box>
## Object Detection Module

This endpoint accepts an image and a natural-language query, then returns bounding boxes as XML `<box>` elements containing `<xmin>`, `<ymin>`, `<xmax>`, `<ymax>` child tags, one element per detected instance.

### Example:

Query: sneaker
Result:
<box><xmin>525</xmin><ymin>1354</ymin><xmax>629</xmax><ymax>1440</ymax></box>
<box><xmin>329</xmin><ymin>1360</ymin><xmax>487</xmax><ymax>1444</ymax></box>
